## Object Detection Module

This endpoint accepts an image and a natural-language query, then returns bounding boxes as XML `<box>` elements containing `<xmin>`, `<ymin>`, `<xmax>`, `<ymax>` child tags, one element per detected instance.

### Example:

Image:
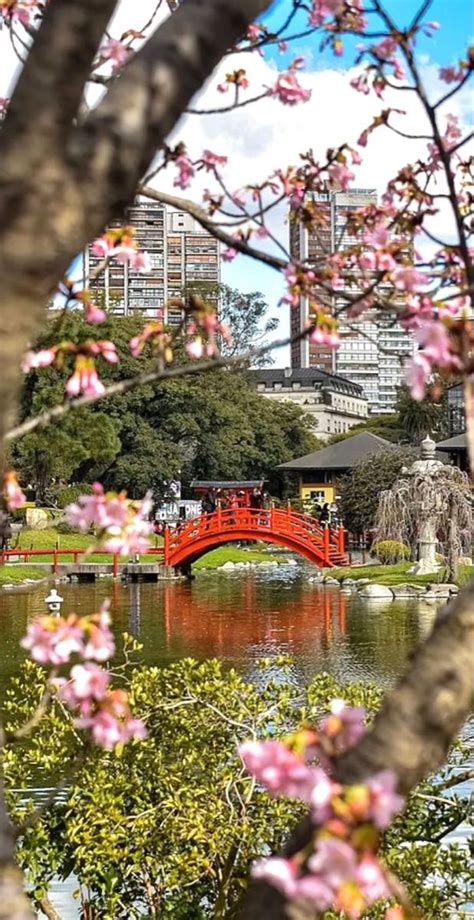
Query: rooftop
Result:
<box><xmin>190</xmin><ymin>480</ymin><xmax>264</xmax><ymax>491</ymax></box>
<box><xmin>248</xmin><ymin>367</ymin><xmax>365</xmax><ymax>397</ymax></box>
<box><xmin>278</xmin><ymin>432</ymin><xmax>396</xmax><ymax>471</ymax></box>
<box><xmin>435</xmin><ymin>432</ymin><xmax>467</xmax><ymax>452</ymax></box>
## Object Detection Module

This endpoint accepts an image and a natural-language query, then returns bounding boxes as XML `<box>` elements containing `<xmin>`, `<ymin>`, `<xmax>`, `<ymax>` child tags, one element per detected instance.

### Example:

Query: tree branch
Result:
<box><xmin>241</xmin><ymin>580</ymin><xmax>474</xmax><ymax>918</ymax></box>
<box><xmin>5</xmin><ymin>330</ymin><xmax>307</xmax><ymax>443</ymax></box>
<box><xmin>73</xmin><ymin>0</ymin><xmax>273</xmax><ymax>224</ymax></box>
<box><xmin>1</xmin><ymin>0</ymin><xmax>117</xmax><ymax>152</ymax></box>
<box><xmin>139</xmin><ymin>185</ymin><xmax>287</xmax><ymax>269</ymax></box>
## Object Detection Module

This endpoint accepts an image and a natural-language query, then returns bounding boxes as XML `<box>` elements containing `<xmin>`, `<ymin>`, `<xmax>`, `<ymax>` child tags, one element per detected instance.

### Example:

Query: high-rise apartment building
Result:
<box><xmin>84</xmin><ymin>201</ymin><xmax>220</xmax><ymax>324</ymax></box>
<box><xmin>289</xmin><ymin>188</ymin><xmax>414</xmax><ymax>413</ymax></box>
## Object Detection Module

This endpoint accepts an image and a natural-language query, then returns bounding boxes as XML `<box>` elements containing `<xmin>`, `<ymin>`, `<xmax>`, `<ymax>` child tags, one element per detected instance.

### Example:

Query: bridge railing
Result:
<box><xmin>164</xmin><ymin>506</ymin><xmax>345</xmax><ymax>563</ymax></box>
<box><xmin>0</xmin><ymin>546</ymin><xmax>165</xmax><ymax>575</ymax></box>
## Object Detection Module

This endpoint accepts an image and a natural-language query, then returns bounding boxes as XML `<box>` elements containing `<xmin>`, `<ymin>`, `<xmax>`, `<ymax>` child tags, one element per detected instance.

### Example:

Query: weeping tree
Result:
<box><xmin>376</xmin><ymin>462</ymin><xmax>472</xmax><ymax>582</ymax></box>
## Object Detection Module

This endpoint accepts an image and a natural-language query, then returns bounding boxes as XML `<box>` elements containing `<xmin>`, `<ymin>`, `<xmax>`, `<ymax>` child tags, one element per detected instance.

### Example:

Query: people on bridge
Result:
<box><xmin>319</xmin><ymin>502</ymin><xmax>330</xmax><ymax>527</ymax></box>
<box><xmin>201</xmin><ymin>489</ymin><xmax>217</xmax><ymax>515</ymax></box>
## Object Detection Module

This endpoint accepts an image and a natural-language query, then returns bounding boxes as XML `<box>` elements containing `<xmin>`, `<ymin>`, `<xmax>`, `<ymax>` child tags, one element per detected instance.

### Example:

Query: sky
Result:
<box><xmin>0</xmin><ymin>0</ymin><xmax>472</xmax><ymax>357</ymax></box>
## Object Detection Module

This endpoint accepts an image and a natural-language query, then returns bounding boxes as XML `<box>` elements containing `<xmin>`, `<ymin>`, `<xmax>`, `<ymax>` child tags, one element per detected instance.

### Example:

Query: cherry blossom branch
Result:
<box><xmin>5</xmin><ymin>329</ymin><xmax>307</xmax><ymax>443</ymax></box>
<box><xmin>187</xmin><ymin>91</ymin><xmax>269</xmax><ymax>115</ymax></box>
<box><xmin>242</xmin><ymin>578</ymin><xmax>474</xmax><ymax>918</ymax></box>
<box><xmin>138</xmin><ymin>185</ymin><xmax>287</xmax><ymax>269</ymax></box>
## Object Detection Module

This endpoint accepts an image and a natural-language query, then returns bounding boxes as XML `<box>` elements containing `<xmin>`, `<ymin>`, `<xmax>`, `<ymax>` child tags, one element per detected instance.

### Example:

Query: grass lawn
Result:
<box><xmin>0</xmin><ymin>566</ymin><xmax>46</xmax><ymax>587</ymax></box>
<box><xmin>330</xmin><ymin>561</ymin><xmax>473</xmax><ymax>586</ymax></box>
<box><xmin>194</xmin><ymin>545</ymin><xmax>286</xmax><ymax>570</ymax></box>
<box><xmin>14</xmin><ymin>527</ymin><xmax>163</xmax><ymax>563</ymax></box>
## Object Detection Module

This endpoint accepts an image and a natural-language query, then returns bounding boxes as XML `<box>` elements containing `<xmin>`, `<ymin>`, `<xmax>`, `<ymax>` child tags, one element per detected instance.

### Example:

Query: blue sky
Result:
<box><xmin>222</xmin><ymin>0</ymin><xmax>473</xmax><ymax>352</ymax></box>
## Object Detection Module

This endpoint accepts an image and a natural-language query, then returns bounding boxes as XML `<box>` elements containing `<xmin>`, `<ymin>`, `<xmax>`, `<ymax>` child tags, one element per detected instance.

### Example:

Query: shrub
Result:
<box><xmin>371</xmin><ymin>540</ymin><xmax>411</xmax><ymax>564</ymax></box>
<box><xmin>56</xmin><ymin>483</ymin><xmax>93</xmax><ymax>509</ymax></box>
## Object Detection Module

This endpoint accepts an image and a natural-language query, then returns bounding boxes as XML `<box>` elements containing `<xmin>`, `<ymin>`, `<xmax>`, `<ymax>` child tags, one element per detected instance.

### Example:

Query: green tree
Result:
<box><xmin>15</xmin><ymin>313</ymin><xmax>317</xmax><ymax>499</ymax></box>
<box><xmin>396</xmin><ymin>384</ymin><xmax>448</xmax><ymax>444</ymax></box>
<box><xmin>338</xmin><ymin>448</ymin><xmax>416</xmax><ymax>534</ymax></box>
<box><xmin>4</xmin><ymin>658</ymin><xmax>471</xmax><ymax>920</ymax></box>
<box><xmin>184</xmin><ymin>282</ymin><xmax>278</xmax><ymax>365</ymax></box>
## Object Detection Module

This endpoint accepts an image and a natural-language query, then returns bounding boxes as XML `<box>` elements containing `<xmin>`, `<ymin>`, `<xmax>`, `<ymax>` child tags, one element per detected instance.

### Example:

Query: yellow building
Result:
<box><xmin>279</xmin><ymin>432</ymin><xmax>396</xmax><ymax>508</ymax></box>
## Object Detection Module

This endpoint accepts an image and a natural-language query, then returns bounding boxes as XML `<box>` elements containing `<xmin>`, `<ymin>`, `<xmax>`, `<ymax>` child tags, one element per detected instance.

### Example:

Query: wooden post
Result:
<box><xmin>337</xmin><ymin>526</ymin><xmax>345</xmax><ymax>555</ymax></box>
<box><xmin>323</xmin><ymin>525</ymin><xmax>330</xmax><ymax>566</ymax></box>
<box><xmin>163</xmin><ymin>526</ymin><xmax>170</xmax><ymax>565</ymax></box>
<box><xmin>112</xmin><ymin>554</ymin><xmax>119</xmax><ymax>578</ymax></box>
<box><xmin>53</xmin><ymin>549</ymin><xmax>59</xmax><ymax>574</ymax></box>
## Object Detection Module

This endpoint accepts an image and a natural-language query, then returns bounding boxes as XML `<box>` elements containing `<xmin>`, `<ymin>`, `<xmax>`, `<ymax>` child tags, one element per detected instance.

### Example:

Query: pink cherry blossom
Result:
<box><xmin>129</xmin><ymin>250</ymin><xmax>151</xmax><ymax>273</ymax></box>
<box><xmin>252</xmin><ymin>857</ymin><xmax>298</xmax><ymax>897</ymax></box>
<box><xmin>99</xmin><ymin>38</ymin><xmax>131</xmax><ymax>70</ymax></box>
<box><xmin>309</xmin><ymin>327</ymin><xmax>340</xmax><ymax>349</ymax></box>
<box><xmin>186</xmin><ymin>338</ymin><xmax>204</xmax><ymax>359</ymax></box>
<box><xmin>364</xmin><ymin>224</ymin><xmax>390</xmax><ymax>248</ymax></box>
<box><xmin>222</xmin><ymin>247</ymin><xmax>238</xmax><ymax>262</ymax></box>
<box><xmin>355</xmin><ymin>854</ymin><xmax>390</xmax><ymax>901</ymax></box>
<box><xmin>21</xmin><ymin>617</ymin><xmax>84</xmax><ymax>666</ymax></box>
<box><xmin>91</xmin><ymin>237</ymin><xmax>111</xmax><ymax>258</ymax></box>
<box><xmin>91</xmin><ymin>340</ymin><xmax>119</xmax><ymax>364</ymax></box>
<box><xmin>391</xmin><ymin>265</ymin><xmax>429</xmax><ymax>292</ymax></box>
<box><xmin>84</xmin><ymin>302</ymin><xmax>106</xmax><ymax>324</ymax></box>
<box><xmin>367</xmin><ymin>770</ymin><xmax>404</xmax><ymax>829</ymax></box>
<box><xmin>3</xmin><ymin>471</ymin><xmax>26</xmax><ymax>510</ymax></box>
<box><xmin>201</xmin><ymin>149</ymin><xmax>228</xmax><ymax>170</ymax></box>
<box><xmin>439</xmin><ymin>65</ymin><xmax>463</xmax><ymax>83</ymax></box>
<box><xmin>405</xmin><ymin>352</ymin><xmax>432</xmax><ymax>401</ymax></box>
<box><xmin>310</xmin><ymin>768</ymin><xmax>340</xmax><ymax>822</ymax></box>
<box><xmin>320</xmin><ymin>698</ymin><xmax>366</xmax><ymax>753</ymax></box>
<box><xmin>239</xmin><ymin>739</ymin><xmax>319</xmax><ymax>801</ymax></box>
<box><xmin>308</xmin><ymin>838</ymin><xmax>358</xmax><ymax>890</ymax></box>
<box><xmin>66</xmin><ymin>362</ymin><xmax>105</xmax><ymax>398</ymax></box>
<box><xmin>359</xmin><ymin>251</ymin><xmax>376</xmax><ymax>270</ymax></box>
<box><xmin>56</xmin><ymin>663</ymin><xmax>110</xmax><ymax>707</ymax></box>
<box><xmin>328</xmin><ymin>162</ymin><xmax>355</xmax><ymax>190</ymax></box>
<box><xmin>414</xmin><ymin>320</ymin><xmax>454</xmax><ymax>367</ymax></box>
<box><xmin>174</xmin><ymin>154</ymin><xmax>195</xmax><ymax>190</ymax></box>
<box><xmin>22</xmin><ymin>347</ymin><xmax>56</xmax><ymax>372</ymax></box>
<box><xmin>269</xmin><ymin>72</ymin><xmax>312</xmax><ymax>106</ymax></box>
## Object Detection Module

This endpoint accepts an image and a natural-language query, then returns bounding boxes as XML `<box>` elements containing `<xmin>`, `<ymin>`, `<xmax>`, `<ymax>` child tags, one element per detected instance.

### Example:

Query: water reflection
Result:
<box><xmin>0</xmin><ymin>565</ymin><xmax>439</xmax><ymax>700</ymax></box>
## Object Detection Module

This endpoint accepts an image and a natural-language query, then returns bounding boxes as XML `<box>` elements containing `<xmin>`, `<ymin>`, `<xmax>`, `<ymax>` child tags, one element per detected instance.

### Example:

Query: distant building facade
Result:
<box><xmin>446</xmin><ymin>383</ymin><xmax>465</xmax><ymax>436</ymax></box>
<box><xmin>84</xmin><ymin>201</ymin><xmax>220</xmax><ymax>322</ymax></box>
<box><xmin>289</xmin><ymin>188</ymin><xmax>414</xmax><ymax>414</ymax></box>
<box><xmin>249</xmin><ymin>367</ymin><xmax>368</xmax><ymax>440</ymax></box>
<box><xmin>279</xmin><ymin>432</ymin><xmax>396</xmax><ymax>506</ymax></box>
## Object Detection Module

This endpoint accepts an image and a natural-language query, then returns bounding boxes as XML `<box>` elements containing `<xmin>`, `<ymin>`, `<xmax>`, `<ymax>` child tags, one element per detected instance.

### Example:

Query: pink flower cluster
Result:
<box><xmin>0</xmin><ymin>0</ymin><xmax>39</xmax><ymax>26</ymax></box>
<box><xmin>3</xmin><ymin>470</ymin><xmax>26</xmax><ymax>510</ymax></box>
<box><xmin>97</xmin><ymin>38</ymin><xmax>131</xmax><ymax>72</ymax></box>
<box><xmin>66</xmin><ymin>482</ymin><xmax>154</xmax><ymax>555</ymax></box>
<box><xmin>240</xmin><ymin>700</ymin><xmax>404</xmax><ymax>917</ymax></box>
<box><xmin>22</xmin><ymin>339</ymin><xmax>118</xmax><ymax>399</ymax></box>
<box><xmin>22</xmin><ymin>602</ymin><xmax>147</xmax><ymax>750</ymax></box>
<box><xmin>130</xmin><ymin>316</ymin><xmax>172</xmax><ymax>361</ymax></box>
<box><xmin>308</xmin><ymin>0</ymin><xmax>366</xmax><ymax>31</ymax></box>
<box><xmin>185</xmin><ymin>311</ymin><xmax>232</xmax><ymax>359</ymax></box>
<box><xmin>174</xmin><ymin>154</ymin><xmax>195</xmax><ymax>190</ymax></box>
<box><xmin>269</xmin><ymin>71</ymin><xmax>311</xmax><ymax>106</ymax></box>
<box><xmin>92</xmin><ymin>228</ymin><xmax>151</xmax><ymax>273</ymax></box>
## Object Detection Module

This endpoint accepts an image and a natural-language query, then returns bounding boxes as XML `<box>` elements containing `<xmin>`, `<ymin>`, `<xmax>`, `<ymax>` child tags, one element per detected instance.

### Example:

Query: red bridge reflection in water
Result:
<box><xmin>160</xmin><ymin>579</ymin><xmax>347</xmax><ymax>660</ymax></box>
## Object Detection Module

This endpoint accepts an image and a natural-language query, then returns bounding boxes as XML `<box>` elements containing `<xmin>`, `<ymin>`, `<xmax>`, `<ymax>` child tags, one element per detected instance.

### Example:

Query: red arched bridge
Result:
<box><xmin>162</xmin><ymin>506</ymin><xmax>348</xmax><ymax>571</ymax></box>
<box><xmin>0</xmin><ymin>507</ymin><xmax>348</xmax><ymax>576</ymax></box>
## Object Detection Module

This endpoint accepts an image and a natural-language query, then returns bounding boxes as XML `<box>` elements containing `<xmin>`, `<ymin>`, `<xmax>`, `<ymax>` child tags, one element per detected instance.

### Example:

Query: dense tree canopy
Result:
<box><xmin>12</xmin><ymin>313</ymin><xmax>317</xmax><ymax>500</ymax></box>
<box><xmin>338</xmin><ymin>448</ymin><xmax>417</xmax><ymax>535</ymax></box>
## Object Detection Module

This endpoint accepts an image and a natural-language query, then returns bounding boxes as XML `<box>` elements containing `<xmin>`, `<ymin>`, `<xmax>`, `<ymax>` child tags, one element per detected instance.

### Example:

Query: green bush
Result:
<box><xmin>56</xmin><ymin>483</ymin><xmax>93</xmax><ymax>509</ymax></box>
<box><xmin>371</xmin><ymin>539</ymin><xmax>411</xmax><ymax>564</ymax></box>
